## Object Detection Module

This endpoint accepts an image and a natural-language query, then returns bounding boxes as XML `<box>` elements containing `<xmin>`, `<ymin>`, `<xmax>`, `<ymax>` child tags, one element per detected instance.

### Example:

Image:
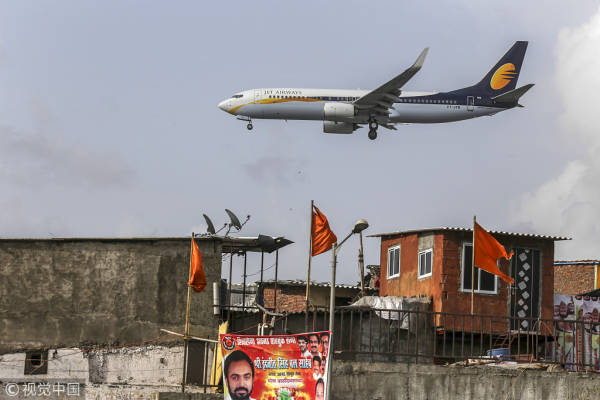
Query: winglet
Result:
<box><xmin>413</xmin><ymin>48</ymin><xmax>429</xmax><ymax>70</ymax></box>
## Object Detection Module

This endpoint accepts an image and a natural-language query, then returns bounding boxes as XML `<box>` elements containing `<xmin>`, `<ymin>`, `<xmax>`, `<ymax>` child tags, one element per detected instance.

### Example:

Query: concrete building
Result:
<box><xmin>0</xmin><ymin>235</ymin><xmax>291</xmax><ymax>352</ymax></box>
<box><xmin>370</xmin><ymin>227</ymin><xmax>569</xmax><ymax>331</ymax></box>
<box><xmin>554</xmin><ymin>260</ymin><xmax>600</xmax><ymax>295</ymax></box>
<box><xmin>0</xmin><ymin>237</ymin><xmax>224</xmax><ymax>352</ymax></box>
<box><xmin>0</xmin><ymin>234</ymin><xmax>291</xmax><ymax>396</ymax></box>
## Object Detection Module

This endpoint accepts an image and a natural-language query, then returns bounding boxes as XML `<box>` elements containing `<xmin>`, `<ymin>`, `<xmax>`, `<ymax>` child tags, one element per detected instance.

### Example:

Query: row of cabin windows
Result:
<box><xmin>387</xmin><ymin>244</ymin><xmax>497</xmax><ymax>294</ymax></box>
<box><xmin>268</xmin><ymin>95</ymin><xmax>360</xmax><ymax>101</ymax></box>
<box><xmin>233</xmin><ymin>93</ymin><xmax>458</xmax><ymax>104</ymax></box>
<box><xmin>400</xmin><ymin>98</ymin><xmax>457</xmax><ymax>104</ymax></box>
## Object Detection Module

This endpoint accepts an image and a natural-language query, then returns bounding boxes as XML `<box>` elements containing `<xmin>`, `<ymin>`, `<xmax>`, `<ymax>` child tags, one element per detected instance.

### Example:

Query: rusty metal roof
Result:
<box><xmin>554</xmin><ymin>260</ymin><xmax>600</xmax><ymax>266</ymax></box>
<box><xmin>258</xmin><ymin>279</ymin><xmax>377</xmax><ymax>291</ymax></box>
<box><xmin>368</xmin><ymin>226</ymin><xmax>570</xmax><ymax>241</ymax></box>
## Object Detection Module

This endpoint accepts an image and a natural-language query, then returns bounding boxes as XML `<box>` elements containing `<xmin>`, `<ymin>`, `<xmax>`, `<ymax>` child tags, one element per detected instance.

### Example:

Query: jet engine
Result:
<box><xmin>323</xmin><ymin>102</ymin><xmax>355</xmax><ymax>122</ymax></box>
<box><xmin>323</xmin><ymin>121</ymin><xmax>356</xmax><ymax>134</ymax></box>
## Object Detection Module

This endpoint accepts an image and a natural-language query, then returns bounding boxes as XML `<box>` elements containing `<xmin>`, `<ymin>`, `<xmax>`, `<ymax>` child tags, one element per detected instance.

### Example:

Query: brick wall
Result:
<box><xmin>264</xmin><ymin>287</ymin><xmax>306</xmax><ymax>313</ymax></box>
<box><xmin>554</xmin><ymin>264</ymin><xmax>596</xmax><ymax>295</ymax></box>
<box><xmin>378</xmin><ymin>230</ymin><xmax>556</xmax><ymax>324</ymax></box>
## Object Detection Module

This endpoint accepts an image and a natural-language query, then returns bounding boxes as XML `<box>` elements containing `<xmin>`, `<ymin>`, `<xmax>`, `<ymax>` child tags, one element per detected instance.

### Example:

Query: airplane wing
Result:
<box><xmin>379</xmin><ymin>122</ymin><xmax>397</xmax><ymax>130</ymax></box>
<box><xmin>354</xmin><ymin>48</ymin><xmax>429</xmax><ymax>117</ymax></box>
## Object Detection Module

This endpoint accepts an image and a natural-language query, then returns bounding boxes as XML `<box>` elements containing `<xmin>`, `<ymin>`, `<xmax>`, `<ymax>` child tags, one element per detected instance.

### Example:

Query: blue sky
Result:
<box><xmin>1</xmin><ymin>1</ymin><xmax>599</xmax><ymax>284</ymax></box>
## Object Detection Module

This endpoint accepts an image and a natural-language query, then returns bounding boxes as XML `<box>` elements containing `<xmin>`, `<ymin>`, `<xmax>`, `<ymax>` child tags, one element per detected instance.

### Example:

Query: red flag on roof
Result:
<box><xmin>189</xmin><ymin>237</ymin><xmax>207</xmax><ymax>292</ymax></box>
<box><xmin>474</xmin><ymin>222</ymin><xmax>514</xmax><ymax>284</ymax></box>
<box><xmin>311</xmin><ymin>205</ymin><xmax>337</xmax><ymax>256</ymax></box>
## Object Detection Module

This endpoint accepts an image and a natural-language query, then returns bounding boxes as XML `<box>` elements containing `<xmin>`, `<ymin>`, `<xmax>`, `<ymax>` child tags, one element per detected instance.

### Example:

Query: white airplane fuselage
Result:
<box><xmin>218</xmin><ymin>88</ymin><xmax>499</xmax><ymax>124</ymax></box>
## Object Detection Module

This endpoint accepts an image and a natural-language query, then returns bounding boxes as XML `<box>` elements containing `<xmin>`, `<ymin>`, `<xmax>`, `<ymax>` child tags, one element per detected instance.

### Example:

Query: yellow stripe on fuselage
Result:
<box><xmin>228</xmin><ymin>97</ymin><xmax>324</xmax><ymax>114</ymax></box>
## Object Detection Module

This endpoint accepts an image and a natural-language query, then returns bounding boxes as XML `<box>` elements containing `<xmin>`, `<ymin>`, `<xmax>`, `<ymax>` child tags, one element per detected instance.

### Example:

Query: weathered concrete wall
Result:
<box><xmin>0</xmin><ymin>344</ymin><xmax>216</xmax><ymax>399</ymax></box>
<box><xmin>332</xmin><ymin>360</ymin><xmax>600</xmax><ymax>400</ymax></box>
<box><xmin>0</xmin><ymin>238</ymin><xmax>221</xmax><ymax>350</ymax></box>
<box><xmin>4</xmin><ymin>349</ymin><xmax>600</xmax><ymax>400</ymax></box>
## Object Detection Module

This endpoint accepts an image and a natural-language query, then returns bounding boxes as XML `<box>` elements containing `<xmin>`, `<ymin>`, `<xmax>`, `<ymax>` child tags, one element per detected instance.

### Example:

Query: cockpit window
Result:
<box><xmin>231</xmin><ymin>94</ymin><xmax>243</xmax><ymax>98</ymax></box>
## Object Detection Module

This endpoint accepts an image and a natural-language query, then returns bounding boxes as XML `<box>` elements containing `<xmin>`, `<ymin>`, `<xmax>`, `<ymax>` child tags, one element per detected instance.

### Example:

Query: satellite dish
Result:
<box><xmin>203</xmin><ymin>214</ymin><xmax>216</xmax><ymax>235</ymax></box>
<box><xmin>225</xmin><ymin>209</ymin><xmax>242</xmax><ymax>230</ymax></box>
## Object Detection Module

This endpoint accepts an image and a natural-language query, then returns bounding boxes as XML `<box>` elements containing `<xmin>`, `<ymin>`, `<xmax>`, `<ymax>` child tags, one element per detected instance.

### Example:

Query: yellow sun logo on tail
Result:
<box><xmin>490</xmin><ymin>63</ymin><xmax>517</xmax><ymax>90</ymax></box>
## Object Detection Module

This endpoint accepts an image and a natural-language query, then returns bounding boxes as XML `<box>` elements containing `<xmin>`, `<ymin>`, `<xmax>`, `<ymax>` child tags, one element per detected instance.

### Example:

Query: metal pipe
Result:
<box><xmin>274</xmin><ymin>250</ymin><xmax>279</xmax><ymax>313</ymax></box>
<box><xmin>325</xmin><ymin>242</ymin><xmax>338</xmax><ymax>400</ymax></box>
<box><xmin>306</xmin><ymin>200</ymin><xmax>314</xmax><ymax>332</ymax></box>
<box><xmin>227</xmin><ymin>248</ymin><xmax>233</xmax><ymax>322</ymax></box>
<box><xmin>358</xmin><ymin>231</ymin><xmax>365</xmax><ymax>297</ymax></box>
<box><xmin>242</xmin><ymin>252</ymin><xmax>247</xmax><ymax>311</ymax></box>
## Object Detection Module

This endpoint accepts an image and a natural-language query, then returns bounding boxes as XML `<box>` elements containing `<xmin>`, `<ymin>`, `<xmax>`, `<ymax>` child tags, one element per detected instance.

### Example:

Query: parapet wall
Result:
<box><xmin>332</xmin><ymin>360</ymin><xmax>600</xmax><ymax>400</ymax></box>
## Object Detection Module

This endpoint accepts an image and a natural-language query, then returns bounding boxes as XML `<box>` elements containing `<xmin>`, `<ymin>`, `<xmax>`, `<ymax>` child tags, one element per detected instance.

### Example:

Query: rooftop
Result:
<box><xmin>555</xmin><ymin>260</ymin><xmax>600</xmax><ymax>266</ymax></box>
<box><xmin>369</xmin><ymin>226</ymin><xmax>570</xmax><ymax>241</ymax></box>
<box><xmin>0</xmin><ymin>235</ymin><xmax>294</xmax><ymax>253</ymax></box>
<box><xmin>230</xmin><ymin>279</ymin><xmax>375</xmax><ymax>291</ymax></box>
<box><xmin>259</xmin><ymin>279</ymin><xmax>376</xmax><ymax>291</ymax></box>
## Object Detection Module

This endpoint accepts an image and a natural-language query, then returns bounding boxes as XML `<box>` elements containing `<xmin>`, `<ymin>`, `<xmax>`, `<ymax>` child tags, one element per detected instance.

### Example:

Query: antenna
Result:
<box><xmin>225</xmin><ymin>209</ymin><xmax>242</xmax><ymax>230</ymax></box>
<box><xmin>203</xmin><ymin>214</ymin><xmax>216</xmax><ymax>235</ymax></box>
<box><xmin>224</xmin><ymin>209</ymin><xmax>251</xmax><ymax>236</ymax></box>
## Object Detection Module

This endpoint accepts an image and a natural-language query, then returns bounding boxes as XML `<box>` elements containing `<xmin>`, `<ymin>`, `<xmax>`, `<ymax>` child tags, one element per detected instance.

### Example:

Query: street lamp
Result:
<box><xmin>326</xmin><ymin>218</ymin><xmax>368</xmax><ymax>400</ymax></box>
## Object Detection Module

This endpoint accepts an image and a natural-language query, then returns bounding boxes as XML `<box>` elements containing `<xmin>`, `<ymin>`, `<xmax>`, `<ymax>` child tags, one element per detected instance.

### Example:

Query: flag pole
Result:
<box><xmin>182</xmin><ymin>232</ymin><xmax>194</xmax><ymax>392</ymax></box>
<box><xmin>185</xmin><ymin>233</ymin><xmax>193</xmax><ymax>336</ymax></box>
<box><xmin>471</xmin><ymin>217</ymin><xmax>476</xmax><ymax>315</ymax></box>
<box><xmin>305</xmin><ymin>200</ymin><xmax>314</xmax><ymax>332</ymax></box>
<box><xmin>358</xmin><ymin>231</ymin><xmax>365</xmax><ymax>297</ymax></box>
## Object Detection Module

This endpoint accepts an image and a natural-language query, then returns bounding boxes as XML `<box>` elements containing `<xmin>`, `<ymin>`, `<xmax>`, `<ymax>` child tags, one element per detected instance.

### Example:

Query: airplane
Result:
<box><xmin>217</xmin><ymin>41</ymin><xmax>533</xmax><ymax>140</ymax></box>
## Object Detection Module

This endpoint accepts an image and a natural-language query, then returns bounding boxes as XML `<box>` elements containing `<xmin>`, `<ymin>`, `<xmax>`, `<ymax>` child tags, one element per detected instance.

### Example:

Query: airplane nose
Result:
<box><xmin>218</xmin><ymin>100</ymin><xmax>228</xmax><ymax>112</ymax></box>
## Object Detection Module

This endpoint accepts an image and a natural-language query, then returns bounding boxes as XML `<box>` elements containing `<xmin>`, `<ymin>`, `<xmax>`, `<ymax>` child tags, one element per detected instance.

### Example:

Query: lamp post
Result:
<box><xmin>326</xmin><ymin>218</ymin><xmax>368</xmax><ymax>400</ymax></box>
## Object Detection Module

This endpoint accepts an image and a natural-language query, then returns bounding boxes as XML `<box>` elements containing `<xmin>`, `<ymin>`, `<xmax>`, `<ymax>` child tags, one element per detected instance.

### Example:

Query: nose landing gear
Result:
<box><xmin>237</xmin><ymin>116</ymin><xmax>253</xmax><ymax>132</ymax></box>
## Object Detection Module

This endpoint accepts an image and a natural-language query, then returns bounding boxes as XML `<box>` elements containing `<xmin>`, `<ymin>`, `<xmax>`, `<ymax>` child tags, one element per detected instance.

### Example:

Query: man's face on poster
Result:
<box><xmin>226</xmin><ymin>359</ymin><xmax>254</xmax><ymax>400</ymax></box>
<box><xmin>559</xmin><ymin>301</ymin><xmax>567</xmax><ymax>319</ymax></box>
<box><xmin>321</xmin><ymin>335</ymin><xmax>329</xmax><ymax>355</ymax></box>
<box><xmin>313</xmin><ymin>359</ymin><xmax>321</xmax><ymax>375</ymax></box>
<box><xmin>320</xmin><ymin>358</ymin><xmax>326</xmax><ymax>375</ymax></box>
<box><xmin>315</xmin><ymin>381</ymin><xmax>325</xmax><ymax>400</ymax></box>
<box><xmin>309</xmin><ymin>335</ymin><xmax>319</xmax><ymax>355</ymax></box>
<box><xmin>298</xmin><ymin>338</ymin><xmax>307</xmax><ymax>353</ymax></box>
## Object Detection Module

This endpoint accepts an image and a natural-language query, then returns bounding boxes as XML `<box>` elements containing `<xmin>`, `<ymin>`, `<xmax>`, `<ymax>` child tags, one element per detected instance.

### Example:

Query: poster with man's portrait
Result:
<box><xmin>221</xmin><ymin>331</ymin><xmax>331</xmax><ymax>400</ymax></box>
<box><xmin>553</xmin><ymin>295</ymin><xmax>600</xmax><ymax>370</ymax></box>
<box><xmin>553</xmin><ymin>294</ymin><xmax>575</xmax><ymax>369</ymax></box>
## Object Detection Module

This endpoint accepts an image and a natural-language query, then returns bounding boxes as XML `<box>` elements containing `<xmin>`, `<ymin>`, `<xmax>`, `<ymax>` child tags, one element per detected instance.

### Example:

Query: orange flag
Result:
<box><xmin>311</xmin><ymin>205</ymin><xmax>337</xmax><ymax>256</ymax></box>
<box><xmin>474</xmin><ymin>222</ymin><xmax>514</xmax><ymax>284</ymax></box>
<box><xmin>189</xmin><ymin>237</ymin><xmax>207</xmax><ymax>292</ymax></box>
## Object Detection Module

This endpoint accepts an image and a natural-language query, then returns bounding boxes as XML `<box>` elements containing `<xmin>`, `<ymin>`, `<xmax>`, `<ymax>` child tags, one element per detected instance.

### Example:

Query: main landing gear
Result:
<box><xmin>247</xmin><ymin>122</ymin><xmax>253</xmax><ymax>131</ymax></box>
<box><xmin>368</xmin><ymin>120</ymin><xmax>378</xmax><ymax>140</ymax></box>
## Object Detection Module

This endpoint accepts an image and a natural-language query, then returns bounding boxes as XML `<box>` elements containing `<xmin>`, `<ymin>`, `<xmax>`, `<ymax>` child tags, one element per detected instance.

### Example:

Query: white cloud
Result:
<box><xmin>512</xmin><ymin>6</ymin><xmax>600</xmax><ymax>258</ymax></box>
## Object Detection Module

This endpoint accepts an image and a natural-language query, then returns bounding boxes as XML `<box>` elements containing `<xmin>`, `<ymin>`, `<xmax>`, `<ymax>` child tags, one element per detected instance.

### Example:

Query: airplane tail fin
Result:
<box><xmin>473</xmin><ymin>41</ymin><xmax>528</xmax><ymax>96</ymax></box>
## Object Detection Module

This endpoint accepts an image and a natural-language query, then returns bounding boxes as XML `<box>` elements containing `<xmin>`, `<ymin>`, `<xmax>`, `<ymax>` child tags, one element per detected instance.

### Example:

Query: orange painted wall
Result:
<box><xmin>379</xmin><ymin>233</ymin><xmax>444</xmax><ymax>313</ymax></box>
